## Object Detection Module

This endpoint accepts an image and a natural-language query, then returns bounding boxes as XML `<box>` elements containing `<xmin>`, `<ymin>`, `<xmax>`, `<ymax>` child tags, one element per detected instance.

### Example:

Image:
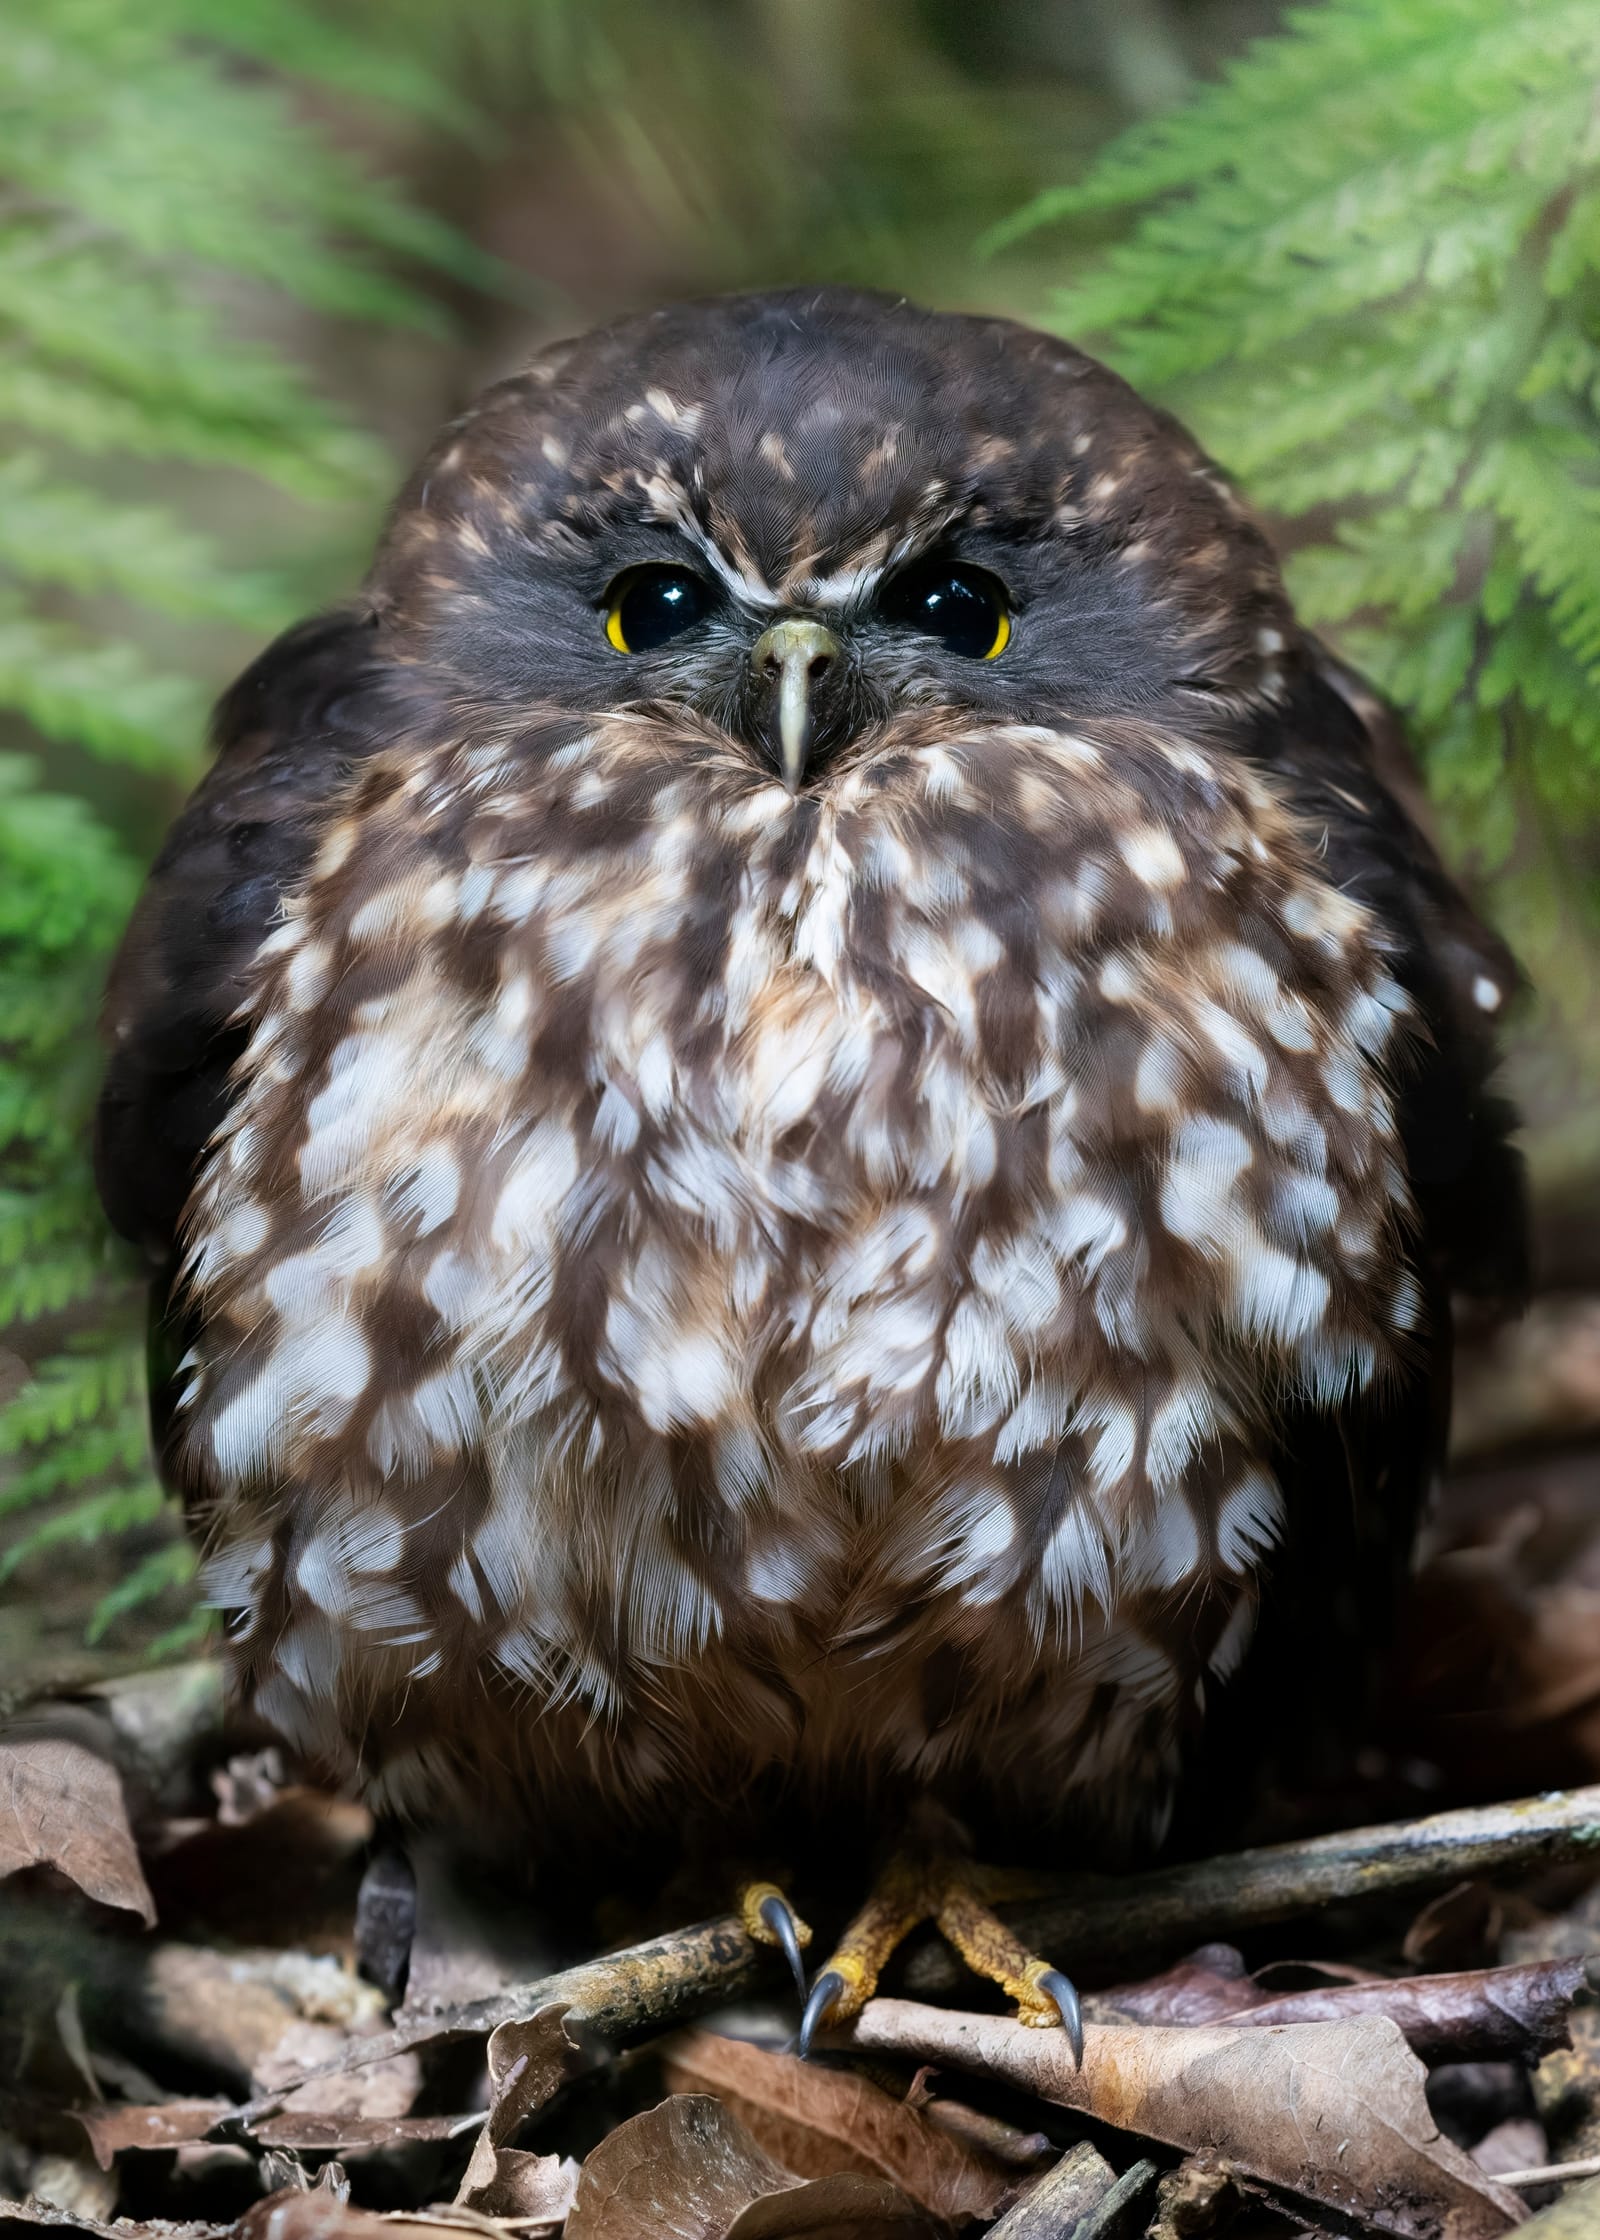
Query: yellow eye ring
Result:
<box><xmin>877</xmin><ymin>560</ymin><xmax>1010</xmax><ymax>659</ymax></box>
<box><xmin>603</xmin><ymin>564</ymin><xmax>713</xmax><ymax>654</ymax></box>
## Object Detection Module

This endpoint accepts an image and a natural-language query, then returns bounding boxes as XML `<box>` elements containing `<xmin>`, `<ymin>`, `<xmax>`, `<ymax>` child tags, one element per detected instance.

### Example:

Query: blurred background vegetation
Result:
<box><xmin>3</xmin><ymin>0</ymin><xmax>1597</xmax><ymax>1680</ymax></box>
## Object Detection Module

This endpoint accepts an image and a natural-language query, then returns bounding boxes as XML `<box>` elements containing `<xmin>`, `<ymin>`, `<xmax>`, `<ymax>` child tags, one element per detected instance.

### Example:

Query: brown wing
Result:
<box><xmin>96</xmin><ymin>608</ymin><xmax>388</xmax><ymax>1265</ymax></box>
<box><xmin>96</xmin><ymin>608</ymin><xmax>399</xmax><ymax>1474</ymax></box>
<box><xmin>1266</xmin><ymin>639</ymin><xmax>1528</xmax><ymax>1303</ymax></box>
<box><xmin>1177</xmin><ymin>642</ymin><xmax>1529</xmax><ymax>1845</ymax></box>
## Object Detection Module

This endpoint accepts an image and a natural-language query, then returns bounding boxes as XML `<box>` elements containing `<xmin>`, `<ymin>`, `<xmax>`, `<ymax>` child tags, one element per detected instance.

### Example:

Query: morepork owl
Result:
<box><xmin>97</xmin><ymin>289</ymin><xmax>1525</xmax><ymax>2049</ymax></box>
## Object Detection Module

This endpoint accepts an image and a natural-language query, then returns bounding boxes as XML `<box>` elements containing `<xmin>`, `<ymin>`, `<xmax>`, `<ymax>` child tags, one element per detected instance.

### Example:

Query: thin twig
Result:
<box><xmin>1497</xmin><ymin>2159</ymin><xmax>1600</xmax><ymax>2187</ymax></box>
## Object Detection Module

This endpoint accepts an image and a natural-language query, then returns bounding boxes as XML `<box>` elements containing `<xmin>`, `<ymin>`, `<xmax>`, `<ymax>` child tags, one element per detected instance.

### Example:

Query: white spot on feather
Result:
<box><xmin>1230</xmin><ymin>1235</ymin><xmax>1330</xmax><ymax>1343</ymax></box>
<box><xmin>1040</xmin><ymin>1504</ymin><xmax>1113</xmax><ymax>1617</ymax></box>
<box><xmin>1161</xmin><ymin>1119</ymin><xmax>1252</xmax><ymax>1250</ymax></box>
<box><xmin>1119</xmin><ymin>827</ymin><xmax>1185</xmax><ymax>890</ymax></box>
<box><xmin>1216</xmin><ymin>1468</ymin><xmax>1285</xmax><ymax>1570</ymax></box>
<box><xmin>391</xmin><ymin>1144</ymin><xmax>460</xmax><ymax>1235</ymax></box>
<box><xmin>1125</xmin><ymin>1496</ymin><xmax>1202</xmax><ymax>1589</ymax></box>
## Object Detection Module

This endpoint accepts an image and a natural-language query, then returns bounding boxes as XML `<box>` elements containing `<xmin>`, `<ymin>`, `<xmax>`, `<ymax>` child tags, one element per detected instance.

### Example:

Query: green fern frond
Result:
<box><xmin>999</xmin><ymin>0</ymin><xmax>1600</xmax><ymax>1042</ymax></box>
<box><xmin>0</xmin><ymin>613</ymin><xmax>207</xmax><ymax>775</ymax></box>
<box><xmin>0</xmin><ymin>1478</ymin><xmax>168</xmax><ymax>1584</ymax></box>
<box><xmin>0</xmin><ymin>455</ymin><xmax>294</xmax><ymax>630</ymax></box>
<box><xmin>0</xmin><ymin>1418</ymin><xmax>150</xmax><ymax>1517</ymax></box>
<box><xmin>0</xmin><ymin>1242</ymin><xmax>110</xmax><ymax>1326</ymax></box>
<box><xmin>0</xmin><ymin>1340</ymin><xmax>144</xmax><ymax>1454</ymax></box>
<box><xmin>0</xmin><ymin>358</ymin><xmax>390</xmax><ymax>499</ymax></box>
<box><xmin>107</xmin><ymin>1570</ymin><xmax>210</xmax><ymax>1659</ymax></box>
<box><xmin>2</xmin><ymin>0</ymin><xmax>468</xmax><ymax>327</ymax></box>
<box><xmin>87</xmin><ymin>1540</ymin><xmax>203</xmax><ymax>1650</ymax></box>
<box><xmin>176</xmin><ymin>0</ymin><xmax>483</xmax><ymax>139</ymax></box>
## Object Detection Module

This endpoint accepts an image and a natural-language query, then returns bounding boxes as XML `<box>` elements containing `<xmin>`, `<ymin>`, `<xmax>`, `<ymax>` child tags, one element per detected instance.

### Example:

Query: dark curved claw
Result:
<box><xmin>798</xmin><ymin>1967</ymin><xmax>847</xmax><ymax>2060</ymax></box>
<box><xmin>756</xmin><ymin>1890</ymin><xmax>809</xmax><ymax>1998</ymax></box>
<box><xmin>1037</xmin><ymin>1967</ymin><xmax>1084</xmax><ymax>2068</ymax></box>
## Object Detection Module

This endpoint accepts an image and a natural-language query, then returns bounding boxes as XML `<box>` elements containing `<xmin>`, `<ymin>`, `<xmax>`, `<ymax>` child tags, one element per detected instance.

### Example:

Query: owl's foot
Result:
<box><xmin>739</xmin><ymin>1878</ymin><xmax>813</xmax><ymax>1997</ymax></box>
<box><xmin>797</xmin><ymin>1851</ymin><xmax>1082</xmax><ymax>2065</ymax></box>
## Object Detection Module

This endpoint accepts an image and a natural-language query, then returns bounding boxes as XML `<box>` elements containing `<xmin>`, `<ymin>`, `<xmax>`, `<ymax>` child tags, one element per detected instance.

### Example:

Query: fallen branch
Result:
<box><xmin>226</xmin><ymin>1912</ymin><xmax>773</xmax><ymax>2127</ymax></box>
<box><xmin>907</xmin><ymin>1782</ymin><xmax>1600</xmax><ymax>1995</ymax></box>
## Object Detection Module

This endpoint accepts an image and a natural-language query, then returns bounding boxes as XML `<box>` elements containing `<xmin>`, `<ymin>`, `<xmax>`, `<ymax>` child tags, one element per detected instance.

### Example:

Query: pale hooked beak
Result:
<box><xmin>750</xmin><ymin>618</ymin><xmax>843</xmax><ymax>791</ymax></box>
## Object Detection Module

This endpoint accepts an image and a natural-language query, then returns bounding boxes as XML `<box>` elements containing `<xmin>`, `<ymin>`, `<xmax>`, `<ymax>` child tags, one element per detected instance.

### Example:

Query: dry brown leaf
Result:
<box><xmin>259</xmin><ymin>2018</ymin><xmax>422</xmax><ymax>2123</ymax></box>
<box><xmin>1404</xmin><ymin>1884</ymin><xmax>1511</xmax><ymax>1972</ymax></box>
<box><xmin>1097</xmin><ymin>1945</ymin><xmax>1586</xmax><ymax>2063</ymax></box>
<box><xmin>453</xmin><ymin>2136</ymin><xmax>578</xmax><ymax>2225</ymax></box>
<box><xmin>564</xmin><ymin>2094</ymin><xmax>938</xmax><ymax>2240</ymax></box>
<box><xmin>0</xmin><ymin>1735</ymin><xmax>155</xmax><ymax>1924</ymax></box>
<box><xmin>722</xmin><ymin>2178</ymin><xmax>938</xmax><ymax>2239</ymax></box>
<box><xmin>1091</xmin><ymin>1945</ymin><xmax>1256</xmax><ymax>2026</ymax></box>
<box><xmin>232</xmin><ymin>2193</ymin><xmax>504</xmax><ymax>2240</ymax></box>
<box><xmin>0</xmin><ymin>2201</ymin><xmax>225</xmax><ymax>2240</ymax></box>
<box><xmin>74</xmin><ymin>2099</ymin><xmax>232</xmax><ymax>2168</ymax></box>
<box><xmin>661</xmin><ymin>2027</ymin><xmax>1014</xmax><ymax>2221</ymax></box>
<box><xmin>483</xmin><ymin>2000</ymin><xmax>592</xmax><ymax>2144</ymax></box>
<box><xmin>1226</xmin><ymin>1956</ymin><xmax>1586</xmax><ymax>2062</ymax></box>
<box><xmin>1473</xmin><ymin>2123</ymin><xmax>1551</xmax><ymax>2179</ymax></box>
<box><xmin>123</xmin><ymin>1945</ymin><xmax>357</xmax><ymax>2095</ymax></box>
<box><xmin>837</xmin><ymin>2000</ymin><xmax>1524</xmax><ymax>2239</ymax></box>
<box><xmin>252</xmin><ymin>2116</ymin><xmax>482</xmax><ymax>2154</ymax></box>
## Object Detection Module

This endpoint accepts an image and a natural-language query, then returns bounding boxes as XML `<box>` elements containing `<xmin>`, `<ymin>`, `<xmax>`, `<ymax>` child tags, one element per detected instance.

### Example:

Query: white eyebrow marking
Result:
<box><xmin>788</xmin><ymin>559</ymin><xmax>890</xmax><ymax>609</ymax></box>
<box><xmin>686</xmin><ymin>527</ymin><xmax>781</xmax><ymax>608</ymax></box>
<box><xmin>788</xmin><ymin>499</ymin><xmax>967</xmax><ymax>611</ymax></box>
<box><xmin>632</xmin><ymin>463</ymin><xmax>780</xmax><ymax>607</ymax></box>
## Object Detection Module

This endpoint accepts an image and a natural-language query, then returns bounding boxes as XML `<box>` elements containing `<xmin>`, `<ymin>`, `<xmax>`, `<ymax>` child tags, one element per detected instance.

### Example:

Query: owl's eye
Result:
<box><xmin>604</xmin><ymin>565</ymin><xmax>714</xmax><ymax>653</ymax></box>
<box><xmin>879</xmin><ymin>562</ymin><xmax>1010</xmax><ymax>659</ymax></box>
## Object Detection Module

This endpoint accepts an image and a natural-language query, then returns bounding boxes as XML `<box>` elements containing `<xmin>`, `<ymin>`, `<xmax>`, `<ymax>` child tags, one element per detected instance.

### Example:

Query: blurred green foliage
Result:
<box><xmin>2</xmin><ymin>0</ymin><xmax>1596</xmax><ymax>1664</ymax></box>
<box><xmin>998</xmin><ymin>0</ymin><xmax>1600</xmax><ymax>1043</ymax></box>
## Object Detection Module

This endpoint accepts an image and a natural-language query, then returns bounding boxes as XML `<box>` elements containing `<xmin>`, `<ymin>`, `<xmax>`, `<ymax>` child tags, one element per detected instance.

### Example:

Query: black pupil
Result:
<box><xmin>617</xmin><ymin>567</ymin><xmax>710</xmax><ymax>650</ymax></box>
<box><xmin>881</xmin><ymin>564</ymin><xmax>1002</xmax><ymax>656</ymax></box>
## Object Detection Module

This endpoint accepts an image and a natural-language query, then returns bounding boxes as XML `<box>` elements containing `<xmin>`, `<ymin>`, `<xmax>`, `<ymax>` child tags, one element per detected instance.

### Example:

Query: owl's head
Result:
<box><xmin>369</xmin><ymin>288</ymin><xmax>1296</xmax><ymax>786</ymax></box>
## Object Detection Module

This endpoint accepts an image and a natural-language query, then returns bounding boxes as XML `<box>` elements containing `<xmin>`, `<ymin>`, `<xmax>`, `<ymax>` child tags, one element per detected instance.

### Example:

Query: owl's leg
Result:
<box><xmin>798</xmin><ymin>1851</ymin><xmax>1082</xmax><ymax>2063</ymax></box>
<box><xmin>354</xmin><ymin>1834</ymin><xmax>417</xmax><ymax>2003</ymax></box>
<box><xmin>738</xmin><ymin>1878</ymin><xmax>813</xmax><ymax>1997</ymax></box>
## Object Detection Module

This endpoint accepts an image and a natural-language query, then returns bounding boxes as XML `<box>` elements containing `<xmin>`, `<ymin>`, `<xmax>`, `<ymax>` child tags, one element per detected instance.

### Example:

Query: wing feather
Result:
<box><xmin>1181</xmin><ymin>643</ymin><xmax>1530</xmax><ymax>1841</ymax></box>
<box><xmin>95</xmin><ymin>608</ymin><xmax>387</xmax><ymax>1263</ymax></box>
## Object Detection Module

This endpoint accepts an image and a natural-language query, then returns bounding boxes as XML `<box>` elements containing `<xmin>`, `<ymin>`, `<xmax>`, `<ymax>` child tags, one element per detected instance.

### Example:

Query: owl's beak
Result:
<box><xmin>750</xmin><ymin>618</ymin><xmax>843</xmax><ymax>791</ymax></box>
